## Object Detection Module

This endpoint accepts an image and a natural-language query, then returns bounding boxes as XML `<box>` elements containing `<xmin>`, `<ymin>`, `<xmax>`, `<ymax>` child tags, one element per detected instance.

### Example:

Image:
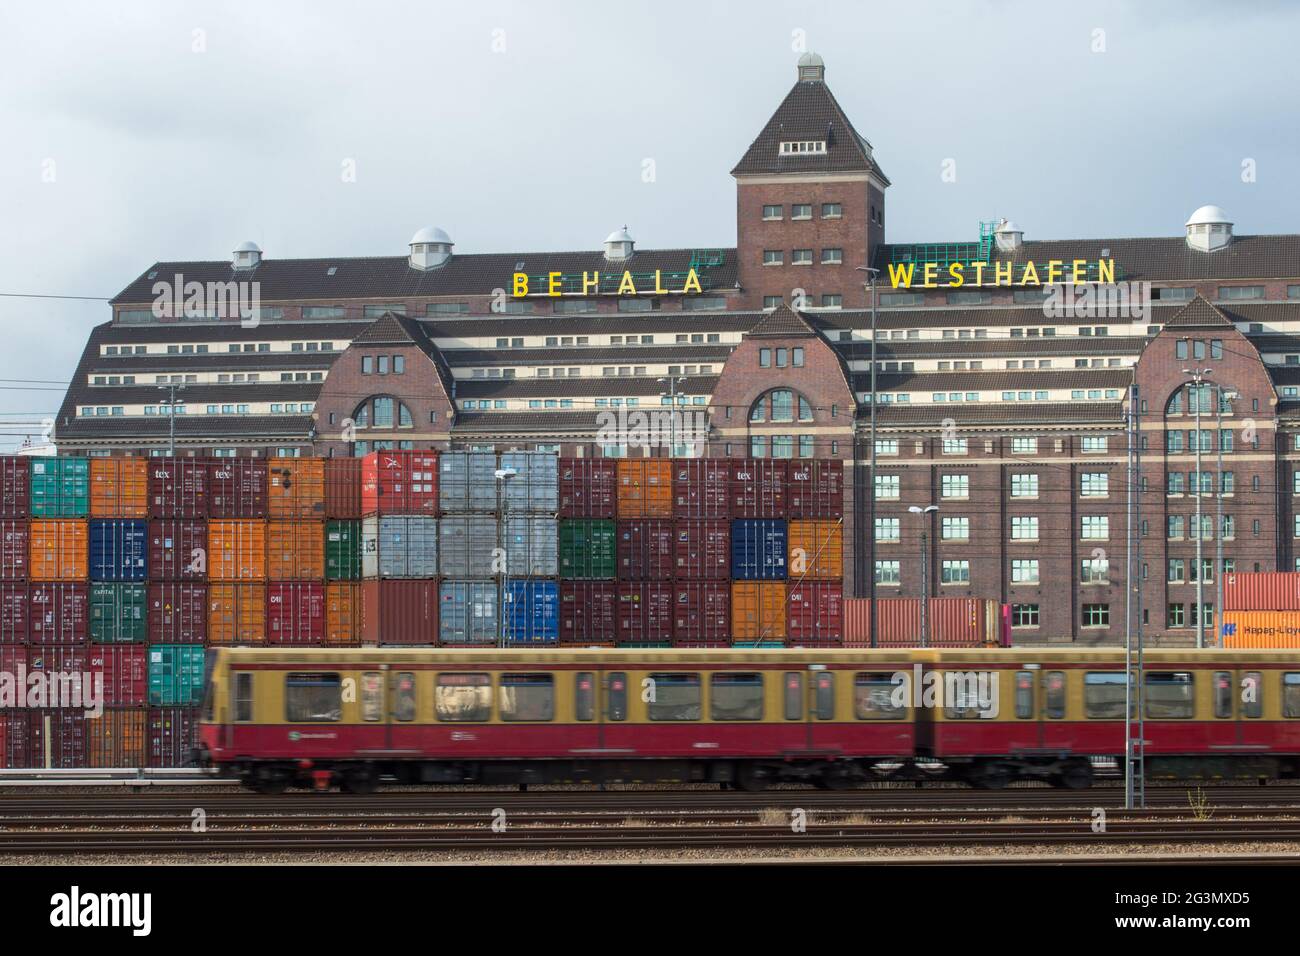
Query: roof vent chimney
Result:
<box><xmin>1185</xmin><ymin>205</ymin><xmax>1232</xmax><ymax>253</ymax></box>
<box><xmin>409</xmin><ymin>226</ymin><xmax>453</xmax><ymax>270</ymax></box>
<box><xmin>797</xmin><ymin>52</ymin><xmax>825</xmax><ymax>82</ymax></box>
<box><xmin>603</xmin><ymin>226</ymin><xmax>634</xmax><ymax>262</ymax></box>
<box><xmin>232</xmin><ymin>241</ymin><xmax>262</xmax><ymax>270</ymax></box>
<box><xmin>994</xmin><ymin>218</ymin><xmax>1024</xmax><ymax>253</ymax></box>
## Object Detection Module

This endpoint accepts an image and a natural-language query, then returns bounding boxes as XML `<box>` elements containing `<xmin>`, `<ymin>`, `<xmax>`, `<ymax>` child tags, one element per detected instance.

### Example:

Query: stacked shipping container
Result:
<box><xmin>1222</xmin><ymin>572</ymin><xmax>1300</xmax><ymax>647</ymax></box>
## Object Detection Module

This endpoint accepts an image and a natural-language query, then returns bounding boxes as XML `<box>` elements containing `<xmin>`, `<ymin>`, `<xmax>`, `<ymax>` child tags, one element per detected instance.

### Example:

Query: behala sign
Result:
<box><xmin>887</xmin><ymin>258</ymin><xmax>1117</xmax><ymax>288</ymax></box>
<box><xmin>512</xmin><ymin>269</ymin><xmax>704</xmax><ymax>297</ymax></box>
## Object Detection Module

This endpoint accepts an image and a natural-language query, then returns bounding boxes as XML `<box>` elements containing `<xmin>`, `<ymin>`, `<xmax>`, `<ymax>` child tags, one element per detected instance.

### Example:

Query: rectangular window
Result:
<box><xmin>648</xmin><ymin>673</ymin><xmax>701</xmax><ymax>721</ymax></box>
<box><xmin>761</xmin><ymin>204</ymin><xmax>783</xmax><ymax>220</ymax></box>
<box><xmin>875</xmin><ymin>517</ymin><xmax>900</xmax><ymax>542</ymax></box>
<box><xmin>940</xmin><ymin>559</ymin><xmax>970</xmax><ymax>584</ymax></box>
<box><xmin>875</xmin><ymin>560</ymin><xmax>900</xmax><ymax>585</ymax></box>
<box><xmin>1084</xmin><ymin>673</ymin><xmax>1129</xmax><ymax>719</ymax></box>
<box><xmin>1045</xmin><ymin>671</ymin><xmax>1066</xmax><ymax>719</ymax></box>
<box><xmin>854</xmin><ymin>673</ymin><xmax>906</xmax><ymax>719</ymax></box>
<box><xmin>234</xmin><ymin>672</ymin><xmax>253</xmax><ymax>721</ymax></box>
<box><xmin>498</xmin><ymin>674</ymin><xmax>554</xmax><ymax>722</ymax></box>
<box><xmin>821</xmin><ymin>203</ymin><xmax>842</xmax><ymax>218</ymax></box>
<box><xmin>285</xmin><ymin>673</ymin><xmax>342</xmax><ymax>722</ymax></box>
<box><xmin>1080</xmin><ymin>472</ymin><xmax>1109</xmax><ymax>497</ymax></box>
<box><xmin>1080</xmin><ymin>558</ymin><xmax>1109</xmax><ymax>583</ymax></box>
<box><xmin>940</xmin><ymin>474</ymin><xmax>969</xmax><ymax>499</ymax></box>
<box><xmin>360</xmin><ymin>672</ymin><xmax>383</xmax><ymax>721</ymax></box>
<box><xmin>784</xmin><ymin>673</ymin><xmax>803</xmax><ymax>720</ymax></box>
<box><xmin>875</xmin><ymin>474</ymin><xmax>899</xmax><ymax>500</ymax></box>
<box><xmin>1010</xmin><ymin>516</ymin><xmax>1039</xmax><ymax>540</ymax></box>
<box><xmin>1011</xmin><ymin>604</ymin><xmax>1039</xmax><ymax>628</ymax></box>
<box><xmin>1081</xmin><ymin>604</ymin><xmax>1110</xmax><ymax>628</ymax></box>
<box><xmin>711</xmin><ymin>673</ymin><xmax>764</xmax><ymax>720</ymax></box>
<box><xmin>1080</xmin><ymin>515</ymin><xmax>1109</xmax><ymax>539</ymax></box>
<box><xmin>940</xmin><ymin>516</ymin><xmax>969</xmax><ymax>540</ymax></box>
<box><xmin>942</xmin><ymin>438</ymin><xmax>968</xmax><ymax>455</ymax></box>
<box><xmin>435</xmin><ymin>673</ymin><xmax>492</xmax><ymax>721</ymax></box>
<box><xmin>1081</xmin><ymin>436</ymin><xmax>1107</xmax><ymax>453</ymax></box>
<box><xmin>814</xmin><ymin>672</ymin><xmax>835</xmax><ymax>719</ymax></box>
<box><xmin>1011</xmin><ymin>559</ymin><xmax>1039</xmax><ymax>584</ymax></box>
<box><xmin>1010</xmin><ymin>474</ymin><xmax>1039</xmax><ymax>498</ymax></box>
<box><xmin>763</xmin><ymin>250</ymin><xmax>783</xmax><ymax>266</ymax></box>
<box><xmin>1146</xmin><ymin>672</ymin><xmax>1195</xmax><ymax>719</ymax></box>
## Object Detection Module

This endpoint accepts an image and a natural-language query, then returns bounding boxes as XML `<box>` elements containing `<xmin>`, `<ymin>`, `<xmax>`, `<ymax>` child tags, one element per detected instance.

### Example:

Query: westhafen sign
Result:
<box><xmin>887</xmin><ymin>258</ymin><xmax>1117</xmax><ymax>288</ymax></box>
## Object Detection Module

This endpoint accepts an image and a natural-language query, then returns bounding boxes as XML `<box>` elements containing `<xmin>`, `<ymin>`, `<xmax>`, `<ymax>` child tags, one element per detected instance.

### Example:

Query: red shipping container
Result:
<box><xmin>88</xmin><ymin>644</ymin><xmax>147</xmax><ymax>707</ymax></box>
<box><xmin>786</xmin><ymin>582</ymin><xmax>843</xmax><ymax>645</ymax></box>
<box><xmin>361</xmin><ymin>579</ymin><xmax>438</xmax><ymax>645</ymax></box>
<box><xmin>148</xmin><ymin>519</ymin><xmax>208</xmax><ymax>580</ymax></box>
<box><xmin>0</xmin><ymin>519</ymin><xmax>28</xmax><ymax>580</ymax></box>
<box><xmin>673</xmin><ymin>519</ymin><xmax>730</xmax><ymax>580</ymax></box>
<box><xmin>325</xmin><ymin>458</ymin><xmax>363</xmax><ymax>519</ymax></box>
<box><xmin>559</xmin><ymin>582</ymin><xmax>618</xmax><ymax>644</ymax></box>
<box><xmin>361</xmin><ymin>451</ymin><xmax>439</xmax><ymax>515</ymax></box>
<box><xmin>559</xmin><ymin>458</ymin><xmax>617</xmax><ymax>519</ymax></box>
<box><xmin>729</xmin><ymin>459</ymin><xmax>788</xmax><ymax>518</ymax></box>
<box><xmin>267</xmin><ymin>582</ymin><xmax>326</xmax><ymax>645</ymax></box>
<box><xmin>617</xmin><ymin>519</ymin><xmax>675</xmax><ymax>581</ymax></box>
<box><xmin>147</xmin><ymin>707</ymin><xmax>199</xmax><ymax>767</ymax></box>
<box><xmin>147</xmin><ymin>457</ymin><xmax>208</xmax><ymax>518</ymax></box>
<box><xmin>0</xmin><ymin>712</ymin><xmax>30</xmax><ymax>768</ymax></box>
<box><xmin>787</xmin><ymin>459</ymin><xmax>844</xmax><ymax>519</ymax></box>
<box><xmin>28</xmin><ymin>583</ymin><xmax>88</xmax><ymax>645</ymax></box>
<box><xmin>617</xmin><ymin>583</ymin><xmax>674</xmax><ymax>644</ymax></box>
<box><xmin>0</xmin><ymin>584</ymin><xmax>27</xmax><ymax>643</ymax></box>
<box><xmin>843</xmin><ymin>597</ymin><xmax>998</xmax><ymax>647</ymax></box>
<box><xmin>672</xmin><ymin>581</ymin><xmax>730</xmax><ymax>645</ymax></box>
<box><xmin>672</xmin><ymin>460</ymin><xmax>729</xmax><ymax>518</ymax></box>
<box><xmin>28</xmin><ymin>710</ymin><xmax>87</xmax><ymax>769</ymax></box>
<box><xmin>207</xmin><ymin>459</ymin><xmax>268</xmax><ymax>518</ymax></box>
<box><xmin>0</xmin><ymin>645</ymin><xmax>23</xmax><ymax>682</ymax></box>
<box><xmin>1223</xmin><ymin>572</ymin><xmax>1300</xmax><ymax>611</ymax></box>
<box><xmin>0</xmin><ymin>457</ymin><xmax>29</xmax><ymax>518</ymax></box>
<box><xmin>148</xmin><ymin>582</ymin><xmax>207</xmax><ymax>644</ymax></box>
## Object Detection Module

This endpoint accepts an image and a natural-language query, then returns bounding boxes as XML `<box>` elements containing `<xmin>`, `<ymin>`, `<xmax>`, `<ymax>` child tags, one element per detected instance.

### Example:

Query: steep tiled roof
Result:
<box><xmin>731</xmin><ymin>75</ymin><xmax>888</xmax><ymax>182</ymax></box>
<box><xmin>745</xmin><ymin>303</ymin><xmax>819</xmax><ymax>339</ymax></box>
<box><xmin>1164</xmin><ymin>294</ymin><xmax>1234</xmax><ymax>328</ymax></box>
<box><xmin>351</xmin><ymin>312</ymin><xmax>456</xmax><ymax>395</ymax></box>
<box><xmin>111</xmin><ymin>248</ymin><xmax>739</xmax><ymax>304</ymax></box>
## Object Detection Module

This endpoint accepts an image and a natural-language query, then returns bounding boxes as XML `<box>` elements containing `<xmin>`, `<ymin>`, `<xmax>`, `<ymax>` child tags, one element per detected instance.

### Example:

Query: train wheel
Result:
<box><xmin>971</xmin><ymin>763</ymin><xmax>1012</xmax><ymax>790</ymax></box>
<box><xmin>735</xmin><ymin>764</ymin><xmax>769</xmax><ymax>793</ymax></box>
<box><xmin>1057</xmin><ymin>762</ymin><xmax>1094</xmax><ymax>790</ymax></box>
<box><xmin>341</xmin><ymin>767</ymin><xmax>378</xmax><ymax>795</ymax></box>
<box><xmin>814</xmin><ymin>769</ymin><xmax>857</xmax><ymax>791</ymax></box>
<box><xmin>252</xmin><ymin>767</ymin><xmax>290</xmax><ymax>795</ymax></box>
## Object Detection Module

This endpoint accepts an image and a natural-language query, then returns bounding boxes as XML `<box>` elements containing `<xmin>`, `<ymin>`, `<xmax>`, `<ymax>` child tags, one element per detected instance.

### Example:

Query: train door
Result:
<box><xmin>1009</xmin><ymin>666</ymin><xmax>1044</xmax><ymax>752</ymax></box>
<box><xmin>807</xmin><ymin>665</ymin><xmax>843</xmax><ymax>756</ymax></box>
<box><xmin>388</xmin><ymin>670</ymin><xmax>417</xmax><ymax>749</ymax></box>
<box><xmin>356</xmin><ymin>670</ymin><xmax>386</xmax><ymax>749</ymax></box>
<box><xmin>1213</xmin><ymin>667</ymin><xmax>1262</xmax><ymax>750</ymax></box>
<box><xmin>594</xmin><ymin>669</ymin><xmax>629</xmax><ymax>754</ymax></box>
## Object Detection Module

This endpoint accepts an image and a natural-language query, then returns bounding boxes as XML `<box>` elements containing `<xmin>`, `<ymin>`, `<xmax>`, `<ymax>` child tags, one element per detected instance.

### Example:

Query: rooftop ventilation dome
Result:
<box><xmin>994</xmin><ymin>218</ymin><xmax>1024</xmax><ymax>252</ymax></box>
<box><xmin>1185</xmin><ymin>205</ymin><xmax>1232</xmax><ymax>252</ymax></box>
<box><xmin>232</xmin><ymin>241</ymin><xmax>262</xmax><ymax>270</ymax></box>
<box><xmin>603</xmin><ymin>226</ymin><xmax>635</xmax><ymax>262</ymax></box>
<box><xmin>409</xmin><ymin>226</ymin><xmax>454</xmax><ymax>270</ymax></box>
<box><xmin>797</xmin><ymin>52</ymin><xmax>825</xmax><ymax>82</ymax></box>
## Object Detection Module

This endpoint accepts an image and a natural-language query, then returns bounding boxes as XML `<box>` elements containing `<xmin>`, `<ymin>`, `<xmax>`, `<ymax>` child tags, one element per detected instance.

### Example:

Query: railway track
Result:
<box><xmin>0</xmin><ymin>785</ymin><xmax>1298</xmax><ymax>857</ymax></box>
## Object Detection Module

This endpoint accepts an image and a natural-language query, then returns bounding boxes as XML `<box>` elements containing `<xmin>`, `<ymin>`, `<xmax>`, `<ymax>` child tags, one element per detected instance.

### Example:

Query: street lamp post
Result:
<box><xmin>158</xmin><ymin>383</ymin><xmax>186</xmax><ymax>456</ymax></box>
<box><xmin>494</xmin><ymin>467</ymin><xmax>517</xmax><ymax>647</ymax></box>
<box><xmin>1183</xmin><ymin>365</ymin><xmax>1213</xmax><ymax>648</ymax></box>
<box><xmin>857</xmin><ymin>266</ymin><xmax>880</xmax><ymax>645</ymax></box>
<box><xmin>658</xmin><ymin>375</ymin><xmax>685</xmax><ymax>456</ymax></box>
<box><xmin>1215</xmin><ymin>389</ymin><xmax>1238</xmax><ymax>648</ymax></box>
<box><xmin>908</xmin><ymin>504</ymin><xmax>939</xmax><ymax>646</ymax></box>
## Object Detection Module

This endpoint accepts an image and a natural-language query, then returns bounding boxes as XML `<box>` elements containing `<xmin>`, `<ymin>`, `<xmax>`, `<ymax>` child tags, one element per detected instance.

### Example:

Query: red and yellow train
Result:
<box><xmin>196</xmin><ymin>646</ymin><xmax>1300</xmax><ymax>793</ymax></box>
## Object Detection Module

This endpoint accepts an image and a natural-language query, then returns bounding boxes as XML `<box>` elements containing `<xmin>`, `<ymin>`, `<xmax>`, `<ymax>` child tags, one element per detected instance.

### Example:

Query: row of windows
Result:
<box><xmin>257</xmin><ymin>670</ymin><xmax>904</xmax><ymax>724</ymax></box>
<box><xmin>761</xmin><ymin>295</ymin><xmax>843</xmax><ymax>309</ymax></box>
<box><xmin>760</xmin><ymin>202</ymin><xmax>841</xmax><ymax>220</ymax></box>
<box><xmin>762</xmin><ymin>249</ymin><xmax>844</xmax><ymax>266</ymax></box>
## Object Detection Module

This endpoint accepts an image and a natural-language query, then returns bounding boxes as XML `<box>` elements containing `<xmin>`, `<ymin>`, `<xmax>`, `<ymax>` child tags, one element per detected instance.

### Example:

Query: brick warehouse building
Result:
<box><xmin>53</xmin><ymin>53</ymin><xmax>1300</xmax><ymax>644</ymax></box>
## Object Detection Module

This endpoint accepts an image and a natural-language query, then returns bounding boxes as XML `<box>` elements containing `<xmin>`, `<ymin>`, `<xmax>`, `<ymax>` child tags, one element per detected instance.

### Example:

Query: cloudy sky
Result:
<box><xmin>0</xmin><ymin>0</ymin><xmax>1296</xmax><ymax>449</ymax></box>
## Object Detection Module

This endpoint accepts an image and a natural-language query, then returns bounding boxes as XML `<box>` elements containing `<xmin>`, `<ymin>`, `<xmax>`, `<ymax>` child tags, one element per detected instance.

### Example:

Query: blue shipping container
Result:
<box><xmin>89</xmin><ymin>519</ymin><xmax>148</xmax><ymax>581</ymax></box>
<box><xmin>503</xmin><ymin>579</ymin><xmax>559</xmax><ymax>644</ymax></box>
<box><xmin>731</xmin><ymin>519</ymin><xmax>788</xmax><ymax>580</ymax></box>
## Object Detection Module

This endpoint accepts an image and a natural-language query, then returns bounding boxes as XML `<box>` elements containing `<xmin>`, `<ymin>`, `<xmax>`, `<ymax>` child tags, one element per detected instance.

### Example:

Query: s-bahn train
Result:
<box><xmin>195</xmin><ymin>646</ymin><xmax>1300</xmax><ymax>794</ymax></box>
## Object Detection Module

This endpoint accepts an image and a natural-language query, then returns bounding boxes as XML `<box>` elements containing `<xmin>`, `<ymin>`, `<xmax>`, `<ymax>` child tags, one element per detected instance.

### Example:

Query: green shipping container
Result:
<box><xmin>29</xmin><ymin>458</ymin><xmax>90</xmax><ymax>517</ymax></box>
<box><xmin>90</xmin><ymin>583</ymin><xmax>147</xmax><ymax>643</ymax></box>
<box><xmin>325</xmin><ymin>520</ymin><xmax>362</xmax><ymax>580</ymax></box>
<box><xmin>559</xmin><ymin>519</ymin><xmax>616</xmax><ymax>580</ymax></box>
<box><xmin>148</xmin><ymin>645</ymin><xmax>206</xmax><ymax>707</ymax></box>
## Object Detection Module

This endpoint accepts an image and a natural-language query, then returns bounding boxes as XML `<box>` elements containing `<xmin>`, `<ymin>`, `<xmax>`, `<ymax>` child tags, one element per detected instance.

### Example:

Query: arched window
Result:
<box><xmin>1165</xmin><ymin>383</ymin><xmax>1233</xmax><ymax>417</ymax></box>
<box><xmin>352</xmin><ymin>396</ymin><xmax>413</xmax><ymax>430</ymax></box>
<box><xmin>749</xmin><ymin>388</ymin><xmax>814</xmax><ymax>423</ymax></box>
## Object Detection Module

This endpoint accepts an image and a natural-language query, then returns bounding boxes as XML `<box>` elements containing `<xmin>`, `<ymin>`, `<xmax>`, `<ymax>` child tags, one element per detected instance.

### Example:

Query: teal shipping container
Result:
<box><xmin>148</xmin><ymin>644</ymin><xmax>206</xmax><ymax>706</ymax></box>
<box><xmin>30</xmin><ymin>458</ymin><xmax>90</xmax><ymax>517</ymax></box>
<box><xmin>326</xmin><ymin>520</ymin><xmax>362</xmax><ymax>580</ymax></box>
<box><xmin>90</xmin><ymin>583</ymin><xmax>147</xmax><ymax>643</ymax></box>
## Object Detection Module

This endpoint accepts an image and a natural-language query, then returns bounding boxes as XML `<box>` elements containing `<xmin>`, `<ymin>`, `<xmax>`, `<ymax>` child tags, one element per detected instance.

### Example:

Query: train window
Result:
<box><xmin>435</xmin><ymin>673</ymin><xmax>491</xmax><ymax>722</ymax></box>
<box><xmin>1044</xmin><ymin>671</ymin><xmax>1066</xmax><ymax>719</ymax></box>
<box><xmin>711</xmin><ymin>673</ymin><xmax>764</xmax><ymax>720</ymax></box>
<box><xmin>814</xmin><ymin>672</ymin><xmax>835</xmax><ymax>720</ymax></box>
<box><xmin>648</xmin><ymin>673</ymin><xmax>702</xmax><ymax>721</ymax></box>
<box><xmin>1244</xmin><ymin>672</ymin><xmax>1263</xmax><ymax>718</ymax></box>
<box><xmin>1084</xmin><ymin>673</ymin><xmax>1128</xmax><ymax>719</ymax></box>
<box><xmin>285</xmin><ymin>673</ymin><xmax>342</xmax><ymax>722</ymax></box>
<box><xmin>234</xmin><ymin>672</ymin><xmax>253</xmax><ymax>722</ymax></box>
<box><xmin>1145</xmin><ymin>672</ymin><xmax>1195</xmax><ymax>719</ymax></box>
<box><xmin>1015</xmin><ymin>672</ymin><xmax>1034</xmax><ymax>719</ymax></box>
<box><xmin>784</xmin><ymin>672</ymin><xmax>803</xmax><ymax>720</ymax></box>
<box><xmin>499</xmin><ymin>674</ymin><xmax>554</xmax><ymax>722</ymax></box>
<box><xmin>394</xmin><ymin>672</ymin><xmax>417</xmax><ymax>721</ymax></box>
<box><xmin>1284</xmin><ymin>674</ymin><xmax>1300</xmax><ymax>718</ymax></box>
<box><xmin>855</xmin><ymin>673</ymin><xmax>906</xmax><ymax>719</ymax></box>
<box><xmin>360</xmin><ymin>672</ymin><xmax>383</xmax><ymax>722</ymax></box>
<box><xmin>1214</xmin><ymin>672</ymin><xmax>1233</xmax><ymax>719</ymax></box>
<box><xmin>575</xmin><ymin>672</ymin><xmax>595</xmax><ymax>721</ymax></box>
<box><xmin>607</xmin><ymin>672</ymin><xmax>627</xmax><ymax>721</ymax></box>
<box><xmin>943</xmin><ymin>671</ymin><xmax>996</xmax><ymax>719</ymax></box>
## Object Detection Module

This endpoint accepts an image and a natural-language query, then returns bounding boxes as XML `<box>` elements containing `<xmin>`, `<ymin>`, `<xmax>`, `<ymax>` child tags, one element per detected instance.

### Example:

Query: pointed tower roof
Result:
<box><xmin>352</xmin><ymin>311</ymin><xmax>456</xmax><ymax>395</ymax></box>
<box><xmin>745</xmin><ymin>302</ymin><xmax>820</xmax><ymax>338</ymax></box>
<box><xmin>731</xmin><ymin>56</ymin><xmax>888</xmax><ymax>182</ymax></box>
<box><xmin>1164</xmin><ymin>293</ymin><xmax>1234</xmax><ymax>329</ymax></box>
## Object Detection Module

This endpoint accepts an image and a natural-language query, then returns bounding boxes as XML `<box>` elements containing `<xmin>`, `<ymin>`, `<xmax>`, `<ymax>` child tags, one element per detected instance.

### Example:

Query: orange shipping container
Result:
<box><xmin>268</xmin><ymin>459</ymin><xmax>326</xmax><ymax>519</ymax></box>
<box><xmin>1220</xmin><ymin>611</ymin><xmax>1300</xmax><ymax>648</ymax></box>
<box><xmin>267</xmin><ymin>520</ymin><xmax>325</xmax><ymax>580</ymax></box>
<box><xmin>207</xmin><ymin>583</ymin><xmax>266</xmax><ymax>644</ymax></box>
<box><xmin>28</xmin><ymin>519</ymin><xmax>88</xmax><ymax>581</ymax></box>
<box><xmin>208</xmin><ymin>520</ymin><xmax>267</xmax><ymax>581</ymax></box>
<box><xmin>730</xmin><ymin>581</ymin><xmax>786</xmax><ymax>641</ymax></box>
<box><xmin>615</xmin><ymin>460</ymin><xmax>673</xmax><ymax>518</ymax></box>
<box><xmin>325</xmin><ymin>582</ymin><xmax>364</xmax><ymax>646</ymax></box>
<box><xmin>787</xmin><ymin>520</ymin><xmax>843</xmax><ymax>579</ymax></box>
<box><xmin>87</xmin><ymin>709</ymin><xmax>146</xmax><ymax>768</ymax></box>
<box><xmin>90</xmin><ymin>458</ymin><xmax>148</xmax><ymax>518</ymax></box>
